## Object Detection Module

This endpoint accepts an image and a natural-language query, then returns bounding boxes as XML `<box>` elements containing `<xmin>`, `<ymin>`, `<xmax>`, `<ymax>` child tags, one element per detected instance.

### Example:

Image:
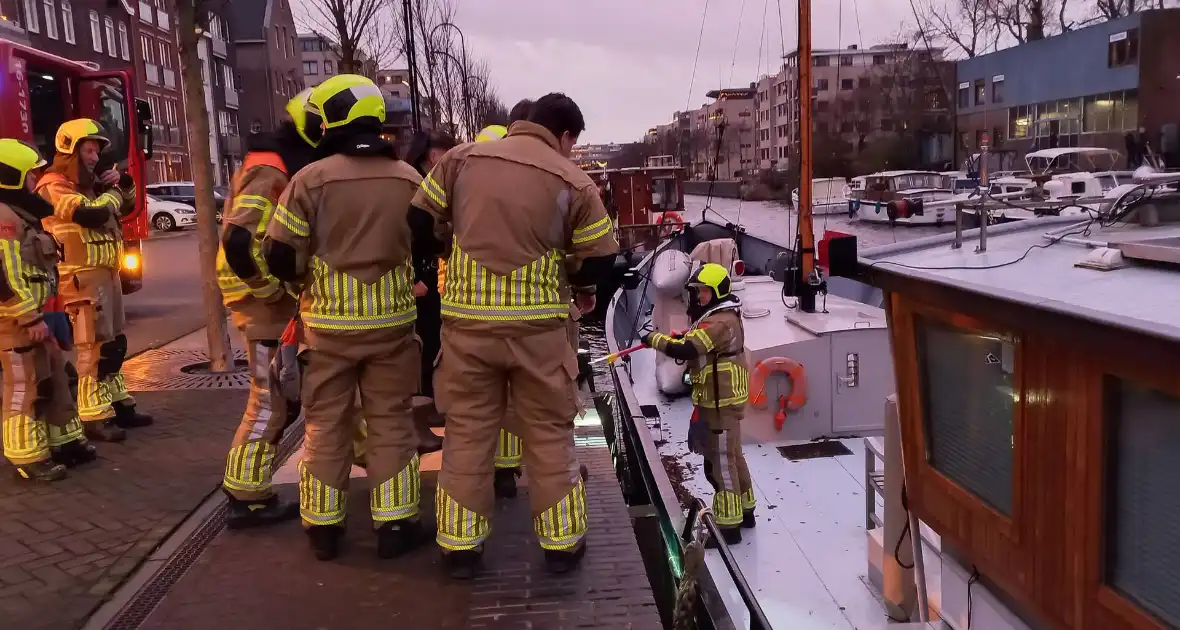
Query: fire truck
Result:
<box><xmin>0</xmin><ymin>37</ymin><xmax>152</xmax><ymax>294</ymax></box>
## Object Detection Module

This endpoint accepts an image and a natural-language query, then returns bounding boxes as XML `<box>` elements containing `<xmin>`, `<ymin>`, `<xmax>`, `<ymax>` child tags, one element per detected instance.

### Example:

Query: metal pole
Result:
<box><xmin>402</xmin><ymin>0</ymin><xmax>421</xmax><ymax>133</ymax></box>
<box><xmin>430</xmin><ymin>22</ymin><xmax>473</xmax><ymax>138</ymax></box>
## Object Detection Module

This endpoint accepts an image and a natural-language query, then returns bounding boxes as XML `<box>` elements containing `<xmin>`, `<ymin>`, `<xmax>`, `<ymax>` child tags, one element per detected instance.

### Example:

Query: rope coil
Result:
<box><xmin>672</xmin><ymin>516</ymin><xmax>712</xmax><ymax>630</ymax></box>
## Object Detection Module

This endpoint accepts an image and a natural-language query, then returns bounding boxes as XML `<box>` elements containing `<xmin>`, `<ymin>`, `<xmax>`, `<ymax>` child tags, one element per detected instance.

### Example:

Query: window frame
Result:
<box><xmin>23</xmin><ymin>0</ymin><xmax>40</xmax><ymax>33</ymax></box>
<box><xmin>1107</xmin><ymin>28</ymin><xmax>1139</xmax><ymax>69</ymax></box>
<box><xmin>103</xmin><ymin>16</ymin><xmax>116</xmax><ymax>58</ymax></box>
<box><xmin>118</xmin><ymin>21</ymin><xmax>130</xmax><ymax>61</ymax></box>
<box><xmin>88</xmin><ymin>10</ymin><xmax>101</xmax><ymax>53</ymax></box>
<box><xmin>60</xmin><ymin>0</ymin><xmax>75</xmax><ymax>44</ymax></box>
<box><xmin>42</xmin><ymin>0</ymin><xmax>58</xmax><ymax>40</ymax></box>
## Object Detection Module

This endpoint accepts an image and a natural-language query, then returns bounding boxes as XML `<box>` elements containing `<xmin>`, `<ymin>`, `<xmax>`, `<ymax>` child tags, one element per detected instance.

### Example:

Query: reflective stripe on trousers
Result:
<box><xmin>712</xmin><ymin>429</ymin><xmax>744</xmax><ymax>527</ymax></box>
<box><xmin>77</xmin><ymin>374</ymin><xmax>113</xmax><ymax>422</ymax></box>
<box><xmin>299</xmin><ymin>459</ymin><xmax>347</xmax><ymax>526</ymax></box>
<box><xmin>2</xmin><ymin>351</ymin><xmax>45</xmax><ymax>465</ymax></box>
<box><xmin>47</xmin><ymin>416</ymin><xmax>84</xmax><ymax>447</ymax></box>
<box><xmin>224</xmin><ymin>341</ymin><xmax>281</xmax><ymax>500</ymax></box>
<box><xmin>302</xmin><ymin>258</ymin><xmax>417</xmax><ymax>331</ymax></box>
<box><xmin>494</xmin><ymin>429</ymin><xmax>522</xmax><ymax>469</ymax></box>
<box><xmin>440</xmin><ymin>242</ymin><xmax>569</xmax><ymax>322</ymax></box>
<box><xmin>105</xmin><ymin>372</ymin><xmax>134</xmax><ymax>405</ymax></box>
<box><xmin>371</xmin><ymin>453</ymin><xmax>421</xmax><ymax>522</ymax></box>
<box><xmin>534</xmin><ymin>479</ymin><xmax>587</xmax><ymax>551</ymax></box>
<box><xmin>435</xmin><ymin>485</ymin><xmax>491</xmax><ymax>551</ymax></box>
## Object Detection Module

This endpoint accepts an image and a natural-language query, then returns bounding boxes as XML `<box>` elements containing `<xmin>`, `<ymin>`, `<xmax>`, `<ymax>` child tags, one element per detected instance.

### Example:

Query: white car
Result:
<box><xmin>147</xmin><ymin>195</ymin><xmax>197</xmax><ymax>231</ymax></box>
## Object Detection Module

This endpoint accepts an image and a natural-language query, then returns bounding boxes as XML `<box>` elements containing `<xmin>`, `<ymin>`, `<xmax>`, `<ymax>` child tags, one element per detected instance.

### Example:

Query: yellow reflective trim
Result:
<box><xmin>435</xmin><ymin>485</ymin><xmax>490</xmax><ymax>551</ymax></box>
<box><xmin>494</xmin><ymin>429</ymin><xmax>523</xmax><ymax>468</ymax></box>
<box><xmin>370</xmin><ymin>454</ymin><xmax>421</xmax><ymax>522</ymax></box>
<box><xmin>223</xmin><ymin>440</ymin><xmax>276</xmax><ymax>493</ymax></box>
<box><xmin>571</xmin><ymin>216</ymin><xmax>613</xmax><ymax>244</ymax></box>
<box><xmin>298</xmin><ymin>460</ymin><xmax>346</xmax><ymax>526</ymax></box>
<box><xmin>534</xmin><ymin>480</ymin><xmax>587</xmax><ymax>551</ymax></box>
<box><xmin>273</xmin><ymin>204</ymin><xmax>310</xmax><ymax>237</ymax></box>
<box><xmin>422</xmin><ymin>173</ymin><xmax>447</xmax><ymax>207</ymax></box>
<box><xmin>302</xmin><ymin>258</ymin><xmax>417</xmax><ymax>331</ymax></box>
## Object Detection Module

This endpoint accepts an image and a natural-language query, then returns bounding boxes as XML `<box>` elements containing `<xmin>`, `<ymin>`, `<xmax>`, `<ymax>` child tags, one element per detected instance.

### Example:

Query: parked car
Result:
<box><xmin>147</xmin><ymin>195</ymin><xmax>197</xmax><ymax>231</ymax></box>
<box><xmin>145</xmin><ymin>181</ymin><xmax>228</xmax><ymax>223</ymax></box>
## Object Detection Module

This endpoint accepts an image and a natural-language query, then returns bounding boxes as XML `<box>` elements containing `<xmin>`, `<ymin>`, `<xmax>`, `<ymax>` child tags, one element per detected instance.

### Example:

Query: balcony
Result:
<box><xmin>144</xmin><ymin>63</ymin><xmax>160</xmax><ymax>86</ymax></box>
<box><xmin>219</xmin><ymin>134</ymin><xmax>241</xmax><ymax>156</ymax></box>
<box><xmin>167</xmin><ymin>126</ymin><xmax>181</xmax><ymax>146</ymax></box>
<box><xmin>223</xmin><ymin>85</ymin><xmax>238</xmax><ymax>108</ymax></box>
<box><xmin>212</xmin><ymin>36</ymin><xmax>227</xmax><ymax>59</ymax></box>
<box><xmin>162</xmin><ymin>69</ymin><xmax>176</xmax><ymax>89</ymax></box>
<box><xmin>156</xmin><ymin>10</ymin><xmax>169</xmax><ymax>30</ymax></box>
<box><xmin>138</xmin><ymin>1</ymin><xmax>152</xmax><ymax>23</ymax></box>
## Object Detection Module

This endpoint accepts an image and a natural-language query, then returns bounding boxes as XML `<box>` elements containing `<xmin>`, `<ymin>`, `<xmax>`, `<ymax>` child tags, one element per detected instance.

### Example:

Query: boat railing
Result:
<box><xmin>681</xmin><ymin>498</ymin><xmax>774</xmax><ymax>630</ymax></box>
<box><xmin>864</xmin><ymin>436</ymin><xmax>885</xmax><ymax>531</ymax></box>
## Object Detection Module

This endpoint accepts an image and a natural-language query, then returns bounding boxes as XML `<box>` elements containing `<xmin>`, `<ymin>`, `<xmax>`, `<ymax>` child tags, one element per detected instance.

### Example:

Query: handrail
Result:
<box><xmin>681</xmin><ymin>498</ymin><xmax>774</xmax><ymax>630</ymax></box>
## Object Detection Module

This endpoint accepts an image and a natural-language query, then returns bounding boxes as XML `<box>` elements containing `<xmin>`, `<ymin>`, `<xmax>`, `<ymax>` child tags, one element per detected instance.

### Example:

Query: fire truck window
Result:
<box><xmin>27</xmin><ymin>72</ymin><xmax>66</xmax><ymax>160</ymax></box>
<box><xmin>98</xmin><ymin>93</ymin><xmax>129</xmax><ymax>165</ymax></box>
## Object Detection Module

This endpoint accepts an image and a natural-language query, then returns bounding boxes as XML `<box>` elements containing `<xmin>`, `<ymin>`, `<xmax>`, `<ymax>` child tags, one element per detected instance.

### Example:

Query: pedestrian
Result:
<box><xmin>411</xmin><ymin>93</ymin><xmax>619</xmax><ymax>578</ymax></box>
<box><xmin>216</xmin><ymin>90</ymin><xmax>320</xmax><ymax>528</ymax></box>
<box><xmin>36</xmin><ymin>119</ymin><xmax>151</xmax><ymax>443</ymax></box>
<box><xmin>264</xmin><ymin>74</ymin><xmax>427</xmax><ymax>561</ymax></box>
<box><xmin>641</xmin><ymin>263</ymin><xmax>755</xmax><ymax>544</ymax></box>
<box><xmin>0</xmin><ymin>139</ymin><xmax>95</xmax><ymax>481</ymax></box>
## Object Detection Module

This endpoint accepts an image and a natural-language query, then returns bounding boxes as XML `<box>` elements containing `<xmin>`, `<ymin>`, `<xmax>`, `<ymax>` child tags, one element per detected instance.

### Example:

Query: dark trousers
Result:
<box><xmin>415</xmin><ymin>292</ymin><xmax>441</xmax><ymax>398</ymax></box>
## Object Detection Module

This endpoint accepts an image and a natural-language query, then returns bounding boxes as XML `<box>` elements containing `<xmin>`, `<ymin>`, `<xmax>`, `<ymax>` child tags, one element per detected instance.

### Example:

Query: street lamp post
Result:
<box><xmin>428</xmin><ymin>21</ymin><xmax>473</xmax><ymax>139</ymax></box>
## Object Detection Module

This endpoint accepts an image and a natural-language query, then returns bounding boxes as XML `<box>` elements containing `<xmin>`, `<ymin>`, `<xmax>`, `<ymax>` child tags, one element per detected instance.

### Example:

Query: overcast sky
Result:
<box><xmin>449</xmin><ymin>0</ymin><xmax>915</xmax><ymax>144</ymax></box>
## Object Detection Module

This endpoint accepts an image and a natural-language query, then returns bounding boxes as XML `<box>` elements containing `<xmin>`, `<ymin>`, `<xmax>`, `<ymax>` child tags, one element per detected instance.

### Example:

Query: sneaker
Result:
<box><xmin>51</xmin><ymin>440</ymin><xmax>98</xmax><ymax>467</ymax></box>
<box><xmin>13</xmin><ymin>460</ymin><xmax>67</xmax><ymax>482</ymax></box>
<box><xmin>113</xmin><ymin>401</ymin><xmax>153</xmax><ymax>428</ymax></box>
<box><xmin>544</xmin><ymin>543</ymin><xmax>587</xmax><ymax>574</ymax></box>
<box><xmin>376</xmin><ymin>520</ymin><xmax>426</xmax><ymax>559</ymax></box>
<box><xmin>493</xmin><ymin>468</ymin><xmax>519</xmax><ymax>499</ymax></box>
<box><xmin>306</xmin><ymin>525</ymin><xmax>344</xmax><ymax>561</ymax></box>
<box><xmin>84</xmin><ymin>420</ymin><xmax>126</xmax><ymax>443</ymax></box>
<box><xmin>442</xmin><ymin>549</ymin><xmax>483</xmax><ymax>580</ymax></box>
<box><xmin>226</xmin><ymin>496</ymin><xmax>298</xmax><ymax>530</ymax></box>
<box><xmin>741</xmin><ymin>511</ymin><xmax>757</xmax><ymax>529</ymax></box>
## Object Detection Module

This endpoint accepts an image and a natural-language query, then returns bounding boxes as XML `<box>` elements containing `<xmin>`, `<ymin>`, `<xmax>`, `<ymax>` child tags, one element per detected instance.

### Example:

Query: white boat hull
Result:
<box><xmin>852</xmin><ymin>199</ymin><xmax>954</xmax><ymax>226</ymax></box>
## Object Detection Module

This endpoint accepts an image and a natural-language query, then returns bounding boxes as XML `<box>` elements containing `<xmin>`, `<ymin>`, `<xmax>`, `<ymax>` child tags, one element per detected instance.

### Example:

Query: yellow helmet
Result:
<box><xmin>0</xmin><ymin>139</ymin><xmax>47</xmax><ymax>190</ymax></box>
<box><xmin>475</xmin><ymin>125</ymin><xmax>508</xmax><ymax>143</ymax></box>
<box><xmin>286</xmin><ymin>88</ymin><xmax>324</xmax><ymax>147</ymax></box>
<box><xmin>688</xmin><ymin>263</ymin><xmax>732</xmax><ymax>299</ymax></box>
<box><xmin>55</xmin><ymin>119</ymin><xmax>109</xmax><ymax>155</ymax></box>
<box><xmin>308</xmin><ymin>74</ymin><xmax>386</xmax><ymax>129</ymax></box>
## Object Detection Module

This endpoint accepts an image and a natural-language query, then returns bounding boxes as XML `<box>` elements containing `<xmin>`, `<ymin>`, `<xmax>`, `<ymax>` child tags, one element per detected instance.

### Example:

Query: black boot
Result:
<box><xmin>51</xmin><ymin>440</ymin><xmax>98</xmax><ymax>467</ymax></box>
<box><xmin>226</xmin><ymin>495</ymin><xmax>298</xmax><ymax>530</ymax></box>
<box><xmin>113</xmin><ymin>401</ymin><xmax>153</xmax><ymax>428</ymax></box>
<box><xmin>13</xmin><ymin>460</ymin><xmax>67</xmax><ymax>482</ymax></box>
<box><xmin>544</xmin><ymin>543</ymin><xmax>587</xmax><ymax>574</ymax></box>
<box><xmin>493</xmin><ymin>468</ymin><xmax>519</xmax><ymax>499</ymax></box>
<box><xmin>742</xmin><ymin>511</ymin><xmax>757</xmax><ymax>529</ymax></box>
<box><xmin>376</xmin><ymin>520</ymin><xmax>426</xmax><ymax>559</ymax></box>
<box><xmin>443</xmin><ymin>549</ymin><xmax>482</xmax><ymax>580</ymax></box>
<box><xmin>705</xmin><ymin>526</ymin><xmax>743</xmax><ymax>548</ymax></box>
<box><xmin>84</xmin><ymin>420</ymin><xmax>126</xmax><ymax>443</ymax></box>
<box><xmin>415</xmin><ymin>411</ymin><xmax>443</xmax><ymax>455</ymax></box>
<box><xmin>306</xmin><ymin>525</ymin><xmax>344</xmax><ymax>561</ymax></box>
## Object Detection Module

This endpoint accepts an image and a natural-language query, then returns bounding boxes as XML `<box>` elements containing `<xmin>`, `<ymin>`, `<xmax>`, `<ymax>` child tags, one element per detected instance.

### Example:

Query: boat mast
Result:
<box><xmin>794</xmin><ymin>0</ymin><xmax>822</xmax><ymax>312</ymax></box>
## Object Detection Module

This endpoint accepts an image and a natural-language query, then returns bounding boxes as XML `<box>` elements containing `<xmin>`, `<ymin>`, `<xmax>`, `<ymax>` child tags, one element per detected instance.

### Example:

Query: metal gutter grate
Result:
<box><xmin>122</xmin><ymin>349</ymin><xmax>250</xmax><ymax>391</ymax></box>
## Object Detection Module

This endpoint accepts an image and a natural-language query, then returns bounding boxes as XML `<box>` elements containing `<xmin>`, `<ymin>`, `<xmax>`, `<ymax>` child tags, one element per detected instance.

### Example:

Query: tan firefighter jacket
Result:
<box><xmin>216</xmin><ymin>151</ymin><xmax>290</xmax><ymax>307</ymax></box>
<box><xmin>264</xmin><ymin>153</ymin><xmax>421</xmax><ymax>332</ymax></box>
<box><xmin>36</xmin><ymin>173</ymin><xmax>131</xmax><ymax>275</ymax></box>
<box><xmin>649</xmin><ymin>302</ymin><xmax>749</xmax><ymax>409</ymax></box>
<box><xmin>0</xmin><ymin>199</ymin><xmax>60</xmax><ymax>346</ymax></box>
<box><xmin>411</xmin><ymin>121</ymin><xmax>618</xmax><ymax>336</ymax></box>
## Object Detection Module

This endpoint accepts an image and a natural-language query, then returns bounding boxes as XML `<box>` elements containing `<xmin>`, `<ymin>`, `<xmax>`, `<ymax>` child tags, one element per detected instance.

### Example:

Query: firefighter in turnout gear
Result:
<box><xmin>36</xmin><ymin>119</ymin><xmax>150</xmax><ymax>444</ymax></box>
<box><xmin>0</xmin><ymin>139</ymin><xmax>96</xmax><ymax>481</ymax></box>
<box><xmin>641</xmin><ymin>263</ymin><xmax>755</xmax><ymax>543</ymax></box>
<box><xmin>216</xmin><ymin>89</ymin><xmax>323</xmax><ymax>528</ymax></box>
<box><xmin>263</xmin><ymin>74</ymin><xmax>426</xmax><ymax>562</ymax></box>
<box><xmin>412</xmin><ymin>93</ymin><xmax>618</xmax><ymax>579</ymax></box>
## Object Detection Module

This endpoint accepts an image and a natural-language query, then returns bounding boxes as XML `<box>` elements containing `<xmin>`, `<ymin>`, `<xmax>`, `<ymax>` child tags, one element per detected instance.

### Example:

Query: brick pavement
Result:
<box><xmin>0</xmin><ymin>389</ymin><xmax>246</xmax><ymax>630</ymax></box>
<box><xmin>132</xmin><ymin>421</ymin><xmax>664</xmax><ymax>630</ymax></box>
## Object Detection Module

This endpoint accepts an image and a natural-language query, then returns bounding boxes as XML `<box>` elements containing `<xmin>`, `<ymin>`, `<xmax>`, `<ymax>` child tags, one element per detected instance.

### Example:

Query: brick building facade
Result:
<box><xmin>231</xmin><ymin>0</ymin><xmax>303</xmax><ymax>136</ymax></box>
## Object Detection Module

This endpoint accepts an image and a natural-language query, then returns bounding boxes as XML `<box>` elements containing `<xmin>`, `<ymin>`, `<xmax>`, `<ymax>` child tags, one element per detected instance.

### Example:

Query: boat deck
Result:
<box><xmin>620</xmin><ymin>278</ymin><xmax>905</xmax><ymax>629</ymax></box>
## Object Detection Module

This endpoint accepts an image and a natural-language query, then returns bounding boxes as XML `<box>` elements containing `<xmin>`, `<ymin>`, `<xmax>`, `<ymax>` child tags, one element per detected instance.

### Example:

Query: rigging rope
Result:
<box><xmin>671</xmin><ymin>539</ymin><xmax>707</xmax><ymax>630</ymax></box>
<box><xmin>727</xmin><ymin>0</ymin><xmax>749</xmax><ymax>85</ymax></box>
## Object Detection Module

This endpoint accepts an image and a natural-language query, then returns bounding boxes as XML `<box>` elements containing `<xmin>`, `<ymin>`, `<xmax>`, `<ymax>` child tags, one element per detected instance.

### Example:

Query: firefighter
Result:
<box><xmin>0</xmin><ymin>139</ymin><xmax>96</xmax><ymax>481</ymax></box>
<box><xmin>36</xmin><ymin>119</ymin><xmax>149</xmax><ymax>443</ymax></box>
<box><xmin>641</xmin><ymin>263</ymin><xmax>755</xmax><ymax>544</ymax></box>
<box><xmin>412</xmin><ymin>93</ymin><xmax>618</xmax><ymax>578</ymax></box>
<box><xmin>263</xmin><ymin>74</ymin><xmax>425</xmax><ymax>561</ymax></box>
<box><xmin>216</xmin><ymin>89</ymin><xmax>322</xmax><ymax>528</ymax></box>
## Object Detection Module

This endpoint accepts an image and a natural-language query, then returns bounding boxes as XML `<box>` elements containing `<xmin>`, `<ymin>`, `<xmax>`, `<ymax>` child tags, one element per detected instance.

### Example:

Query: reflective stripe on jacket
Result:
<box><xmin>217</xmin><ymin>152</ymin><xmax>290</xmax><ymax>306</ymax></box>
<box><xmin>36</xmin><ymin>172</ymin><xmax>126</xmax><ymax>273</ymax></box>
<box><xmin>650</xmin><ymin>303</ymin><xmax>749</xmax><ymax>408</ymax></box>
<box><xmin>0</xmin><ymin>202</ymin><xmax>58</xmax><ymax>328</ymax></box>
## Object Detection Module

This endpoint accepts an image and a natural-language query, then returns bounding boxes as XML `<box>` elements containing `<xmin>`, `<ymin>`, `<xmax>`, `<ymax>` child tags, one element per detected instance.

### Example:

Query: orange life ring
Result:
<box><xmin>750</xmin><ymin>357</ymin><xmax>807</xmax><ymax>411</ymax></box>
<box><xmin>658</xmin><ymin>211</ymin><xmax>684</xmax><ymax>239</ymax></box>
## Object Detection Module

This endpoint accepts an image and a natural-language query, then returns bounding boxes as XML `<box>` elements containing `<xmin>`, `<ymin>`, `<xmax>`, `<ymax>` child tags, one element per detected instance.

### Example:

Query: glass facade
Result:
<box><xmin>1008</xmin><ymin>89</ymin><xmax>1138</xmax><ymax>143</ymax></box>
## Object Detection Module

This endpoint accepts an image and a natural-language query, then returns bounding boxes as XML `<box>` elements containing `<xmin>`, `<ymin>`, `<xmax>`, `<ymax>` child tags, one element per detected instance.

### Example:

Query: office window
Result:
<box><xmin>840</xmin><ymin>78</ymin><xmax>854</xmax><ymax>91</ymax></box>
<box><xmin>160</xmin><ymin>41</ymin><xmax>172</xmax><ymax>68</ymax></box>
<box><xmin>89</xmin><ymin>10</ymin><xmax>101</xmax><ymax>52</ymax></box>
<box><xmin>1108</xmin><ymin>29</ymin><xmax>1139</xmax><ymax>68</ymax></box>
<box><xmin>324</xmin><ymin>60</ymin><xmax>335</xmax><ymax>75</ymax></box>
<box><xmin>814</xmin><ymin>78</ymin><xmax>829</xmax><ymax>91</ymax></box>
<box><xmin>916</xmin><ymin>315</ymin><xmax>1016</xmax><ymax>516</ymax></box>
<box><xmin>974</xmin><ymin>79</ymin><xmax>986</xmax><ymax>106</ymax></box>
<box><xmin>140</xmin><ymin>33</ymin><xmax>153</xmax><ymax>64</ymax></box>
<box><xmin>840</xmin><ymin>55</ymin><xmax>853</xmax><ymax>66</ymax></box>
<box><xmin>118</xmin><ymin>22</ymin><xmax>130</xmax><ymax>60</ymax></box>
<box><xmin>957</xmin><ymin>83</ymin><xmax>970</xmax><ymax>108</ymax></box>
<box><xmin>1104</xmin><ymin>377</ymin><xmax>1180</xmax><ymax>627</ymax></box>
<box><xmin>992</xmin><ymin>77</ymin><xmax>1005</xmax><ymax>104</ymax></box>
<box><xmin>103</xmin><ymin>16</ymin><xmax>116</xmax><ymax>57</ymax></box>
<box><xmin>60</xmin><ymin>0</ymin><xmax>74</xmax><ymax>44</ymax></box>
<box><xmin>42</xmin><ymin>0</ymin><xmax>58</xmax><ymax>40</ymax></box>
<box><xmin>22</xmin><ymin>0</ymin><xmax>40</xmax><ymax>33</ymax></box>
<box><xmin>813</xmin><ymin>56</ymin><xmax>829</xmax><ymax>67</ymax></box>
<box><xmin>873</xmin><ymin>54</ymin><xmax>886</xmax><ymax>65</ymax></box>
<box><xmin>303</xmin><ymin>61</ymin><xmax>318</xmax><ymax>75</ymax></box>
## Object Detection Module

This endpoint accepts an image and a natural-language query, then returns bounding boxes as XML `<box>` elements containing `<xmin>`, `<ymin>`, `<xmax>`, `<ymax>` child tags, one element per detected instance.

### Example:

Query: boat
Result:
<box><xmin>856</xmin><ymin>168</ymin><xmax>1180</xmax><ymax>630</ymax></box>
<box><xmin>790</xmin><ymin>177</ymin><xmax>851</xmax><ymax>215</ymax></box>
<box><xmin>848</xmin><ymin>170</ymin><xmax>957</xmax><ymax>226</ymax></box>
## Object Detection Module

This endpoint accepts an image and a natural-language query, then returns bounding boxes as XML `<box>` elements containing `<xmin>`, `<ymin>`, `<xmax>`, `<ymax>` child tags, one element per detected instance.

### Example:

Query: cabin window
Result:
<box><xmin>992</xmin><ymin>77</ymin><xmax>1005</xmax><ymax>104</ymax></box>
<box><xmin>1103</xmin><ymin>377</ymin><xmax>1180</xmax><ymax>627</ymax></box>
<box><xmin>915</xmin><ymin>316</ymin><xmax>1016</xmax><ymax>516</ymax></box>
<box><xmin>957</xmin><ymin>84</ymin><xmax>970</xmax><ymax>108</ymax></box>
<box><xmin>974</xmin><ymin>79</ymin><xmax>986</xmax><ymax>106</ymax></box>
<box><xmin>1108</xmin><ymin>29</ymin><xmax>1139</xmax><ymax>68</ymax></box>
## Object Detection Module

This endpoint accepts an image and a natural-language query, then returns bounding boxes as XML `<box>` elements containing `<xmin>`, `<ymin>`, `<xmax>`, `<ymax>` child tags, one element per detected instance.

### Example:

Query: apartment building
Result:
<box><xmin>299</xmin><ymin>33</ymin><xmax>377</xmax><ymax>89</ymax></box>
<box><xmin>681</xmin><ymin>87</ymin><xmax>756</xmax><ymax>180</ymax></box>
<box><xmin>196</xmin><ymin>11</ymin><xmax>241</xmax><ymax>186</ymax></box>
<box><xmin>132</xmin><ymin>0</ymin><xmax>187</xmax><ymax>182</ymax></box>
<box><xmin>232</xmin><ymin>0</ymin><xmax>303</xmax><ymax>135</ymax></box>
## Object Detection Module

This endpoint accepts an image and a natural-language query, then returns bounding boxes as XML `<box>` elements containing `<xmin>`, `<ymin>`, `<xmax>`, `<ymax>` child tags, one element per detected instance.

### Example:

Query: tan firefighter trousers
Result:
<box><xmin>222</xmin><ymin>297</ymin><xmax>295</xmax><ymax>502</ymax></box>
<box><xmin>494</xmin><ymin>311</ymin><xmax>583</xmax><ymax>470</ymax></box>
<box><xmin>698</xmin><ymin>405</ymin><xmax>755</xmax><ymax>528</ymax></box>
<box><xmin>298</xmin><ymin>327</ymin><xmax>420</xmax><ymax>528</ymax></box>
<box><xmin>59</xmin><ymin>267</ymin><xmax>132</xmax><ymax>423</ymax></box>
<box><xmin>2</xmin><ymin>341</ymin><xmax>86</xmax><ymax>466</ymax></box>
<box><xmin>435</xmin><ymin>326</ymin><xmax>586</xmax><ymax>553</ymax></box>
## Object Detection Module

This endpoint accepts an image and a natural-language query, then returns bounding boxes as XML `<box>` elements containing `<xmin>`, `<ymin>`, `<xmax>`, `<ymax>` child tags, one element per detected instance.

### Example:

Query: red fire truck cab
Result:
<box><xmin>0</xmin><ymin>38</ymin><xmax>153</xmax><ymax>294</ymax></box>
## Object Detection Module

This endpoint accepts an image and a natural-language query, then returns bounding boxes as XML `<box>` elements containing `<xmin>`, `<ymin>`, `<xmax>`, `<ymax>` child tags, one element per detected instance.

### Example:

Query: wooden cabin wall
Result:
<box><xmin>876</xmin><ymin>275</ymin><xmax>1179</xmax><ymax>630</ymax></box>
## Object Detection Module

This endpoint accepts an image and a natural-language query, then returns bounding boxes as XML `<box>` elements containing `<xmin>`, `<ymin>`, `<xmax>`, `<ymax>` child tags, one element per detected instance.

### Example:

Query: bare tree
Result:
<box><xmin>298</xmin><ymin>0</ymin><xmax>395</xmax><ymax>73</ymax></box>
<box><xmin>985</xmin><ymin>0</ymin><xmax>1059</xmax><ymax>42</ymax></box>
<box><xmin>911</xmin><ymin>0</ymin><xmax>1001</xmax><ymax>58</ymax></box>
<box><xmin>176</xmin><ymin>0</ymin><xmax>232</xmax><ymax>370</ymax></box>
<box><xmin>1090</xmin><ymin>0</ymin><xmax>1179</xmax><ymax>19</ymax></box>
